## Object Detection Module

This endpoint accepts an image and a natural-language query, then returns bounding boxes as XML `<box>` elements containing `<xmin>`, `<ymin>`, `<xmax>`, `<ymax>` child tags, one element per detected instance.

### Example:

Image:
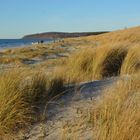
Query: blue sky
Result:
<box><xmin>0</xmin><ymin>0</ymin><xmax>140</xmax><ymax>38</ymax></box>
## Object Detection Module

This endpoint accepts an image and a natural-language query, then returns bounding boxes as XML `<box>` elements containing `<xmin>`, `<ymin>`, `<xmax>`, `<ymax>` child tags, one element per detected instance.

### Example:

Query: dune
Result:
<box><xmin>0</xmin><ymin>26</ymin><xmax>140</xmax><ymax>140</ymax></box>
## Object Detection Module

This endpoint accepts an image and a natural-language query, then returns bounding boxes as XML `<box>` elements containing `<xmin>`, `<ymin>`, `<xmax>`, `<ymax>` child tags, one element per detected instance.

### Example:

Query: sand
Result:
<box><xmin>19</xmin><ymin>77</ymin><xmax>117</xmax><ymax>140</ymax></box>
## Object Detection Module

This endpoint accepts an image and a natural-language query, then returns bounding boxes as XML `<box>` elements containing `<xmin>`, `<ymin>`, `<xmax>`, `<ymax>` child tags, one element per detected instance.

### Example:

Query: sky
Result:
<box><xmin>0</xmin><ymin>0</ymin><xmax>140</xmax><ymax>38</ymax></box>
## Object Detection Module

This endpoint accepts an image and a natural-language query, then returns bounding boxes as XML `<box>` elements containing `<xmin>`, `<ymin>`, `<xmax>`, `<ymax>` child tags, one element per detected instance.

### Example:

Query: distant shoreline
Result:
<box><xmin>0</xmin><ymin>38</ymin><xmax>53</xmax><ymax>50</ymax></box>
<box><xmin>23</xmin><ymin>31</ymin><xmax>109</xmax><ymax>39</ymax></box>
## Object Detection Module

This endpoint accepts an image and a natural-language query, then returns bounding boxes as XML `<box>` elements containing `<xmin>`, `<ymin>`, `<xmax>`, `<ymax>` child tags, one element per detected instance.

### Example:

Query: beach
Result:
<box><xmin>0</xmin><ymin>27</ymin><xmax>140</xmax><ymax>139</ymax></box>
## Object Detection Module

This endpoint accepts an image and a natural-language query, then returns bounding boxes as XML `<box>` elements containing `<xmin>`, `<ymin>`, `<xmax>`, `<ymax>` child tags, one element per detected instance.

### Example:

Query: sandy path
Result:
<box><xmin>22</xmin><ymin>78</ymin><xmax>117</xmax><ymax>140</ymax></box>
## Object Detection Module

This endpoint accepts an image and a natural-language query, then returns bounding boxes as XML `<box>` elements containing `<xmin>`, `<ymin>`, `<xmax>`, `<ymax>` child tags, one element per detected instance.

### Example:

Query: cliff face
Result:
<box><xmin>22</xmin><ymin>32</ymin><xmax>108</xmax><ymax>39</ymax></box>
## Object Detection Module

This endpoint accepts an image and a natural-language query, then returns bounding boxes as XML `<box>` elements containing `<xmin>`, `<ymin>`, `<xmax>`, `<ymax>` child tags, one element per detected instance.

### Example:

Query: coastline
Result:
<box><xmin>0</xmin><ymin>38</ymin><xmax>81</xmax><ymax>70</ymax></box>
<box><xmin>0</xmin><ymin>38</ymin><xmax>54</xmax><ymax>51</ymax></box>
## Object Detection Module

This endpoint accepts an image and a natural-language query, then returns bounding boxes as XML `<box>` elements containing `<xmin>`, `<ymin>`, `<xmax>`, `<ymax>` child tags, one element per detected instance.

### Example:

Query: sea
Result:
<box><xmin>0</xmin><ymin>39</ymin><xmax>53</xmax><ymax>49</ymax></box>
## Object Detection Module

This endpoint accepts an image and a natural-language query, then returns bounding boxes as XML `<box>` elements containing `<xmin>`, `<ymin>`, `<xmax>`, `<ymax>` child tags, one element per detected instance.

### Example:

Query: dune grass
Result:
<box><xmin>0</xmin><ymin>56</ymin><xmax>23</xmax><ymax>64</ymax></box>
<box><xmin>63</xmin><ymin>47</ymin><xmax>96</xmax><ymax>82</ymax></box>
<box><xmin>0</xmin><ymin>70</ymin><xmax>47</xmax><ymax>137</ymax></box>
<box><xmin>0</xmin><ymin>26</ymin><xmax>140</xmax><ymax>139</ymax></box>
<box><xmin>62</xmin><ymin>44</ymin><xmax>129</xmax><ymax>83</ymax></box>
<box><xmin>58</xmin><ymin>42</ymin><xmax>140</xmax><ymax>139</ymax></box>
<box><xmin>0</xmin><ymin>69</ymin><xmax>64</xmax><ymax>138</ymax></box>
<box><xmin>63</xmin><ymin>74</ymin><xmax>140</xmax><ymax>140</ymax></box>
<box><xmin>121</xmin><ymin>46</ymin><xmax>140</xmax><ymax>75</ymax></box>
<box><xmin>0</xmin><ymin>43</ymin><xmax>139</xmax><ymax>139</ymax></box>
<box><xmin>92</xmin><ymin>73</ymin><xmax>140</xmax><ymax>140</ymax></box>
<box><xmin>0</xmin><ymin>43</ymin><xmax>67</xmax><ymax>66</ymax></box>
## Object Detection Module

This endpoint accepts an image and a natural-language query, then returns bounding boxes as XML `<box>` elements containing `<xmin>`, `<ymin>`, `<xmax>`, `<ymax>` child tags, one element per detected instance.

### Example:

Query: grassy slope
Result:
<box><xmin>92</xmin><ymin>73</ymin><xmax>140</xmax><ymax>140</ymax></box>
<box><xmin>60</xmin><ymin>41</ymin><xmax>139</xmax><ymax>83</ymax></box>
<box><xmin>85</xmin><ymin>26</ymin><xmax>140</xmax><ymax>44</ymax></box>
<box><xmin>58</xmin><ymin>26</ymin><xmax>140</xmax><ymax>139</ymax></box>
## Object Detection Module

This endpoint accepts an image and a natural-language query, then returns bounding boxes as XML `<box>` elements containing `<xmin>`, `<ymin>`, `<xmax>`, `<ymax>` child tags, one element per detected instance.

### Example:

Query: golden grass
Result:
<box><xmin>91</xmin><ymin>44</ymin><xmax>128</xmax><ymax>79</ymax></box>
<box><xmin>92</xmin><ymin>74</ymin><xmax>140</xmax><ymax>140</ymax></box>
<box><xmin>121</xmin><ymin>46</ymin><xmax>140</xmax><ymax>75</ymax></box>
<box><xmin>86</xmin><ymin>26</ymin><xmax>140</xmax><ymax>45</ymax></box>
<box><xmin>62</xmin><ymin>44</ymin><xmax>129</xmax><ymax>82</ymax></box>
<box><xmin>0</xmin><ymin>69</ymin><xmax>64</xmax><ymax>138</ymax></box>
<box><xmin>0</xmin><ymin>26</ymin><xmax>140</xmax><ymax>139</ymax></box>
<box><xmin>0</xmin><ymin>70</ymin><xmax>46</xmax><ymax>137</ymax></box>
<box><xmin>0</xmin><ymin>72</ymin><xmax>29</xmax><ymax>136</ymax></box>
<box><xmin>0</xmin><ymin>44</ymin><xmax>67</xmax><ymax>65</ymax></box>
<box><xmin>0</xmin><ymin>57</ymin><xmax>23</xmax><ymax>64</ymax></box>
<box><xmin>64</xmin><ymin>47</ymin><xmax>96</xmax><ymax>82</ymax></box>
<box><xmin>60</xmin><ymin>27</ymin><xmax>140</xmax><ymax>140</ymax></box>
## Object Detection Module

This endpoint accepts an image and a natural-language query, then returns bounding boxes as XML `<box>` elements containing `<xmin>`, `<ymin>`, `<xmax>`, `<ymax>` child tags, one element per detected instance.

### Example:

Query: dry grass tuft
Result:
<box><xmin>0</xmin><ymin>57</ymin><xmax>23</xmax><ymax>64</ymax></box>
<box><xmin>0</xmin><ymin>69</ymin><xmax>64</xmax><ymax>138</ymax></box>
<box><xmin>63</xmin><ymin>44</ymin><xmax>129</xmax><ymax>82</ymax></box>
<box><xmin>121</xmin><ymin>46</ymin><xmax>140</xmax><ymax>75</ymax></box>
<box><xmin>0</xmin><ymin>70</ymin><xmax>32</xmax><ymax>136</ymax></box>
<box><xmin>92</xmin><ymin>74</ymin><xmax>140</xmax><ymax>140</ymax></box>
<box><xmin>101</xmin><ymin>47</ymin><xmax>127</xmax><ymax>78</ymax></box>
<box><xmin>65</xmin><ymin>48</ymin><xmax>96</xmax><ymax>82</ymax></box>
<box><xmin>47</xmin><ymin>76</ymin><xmax>64</xmax><ymax>100</ymax></box>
